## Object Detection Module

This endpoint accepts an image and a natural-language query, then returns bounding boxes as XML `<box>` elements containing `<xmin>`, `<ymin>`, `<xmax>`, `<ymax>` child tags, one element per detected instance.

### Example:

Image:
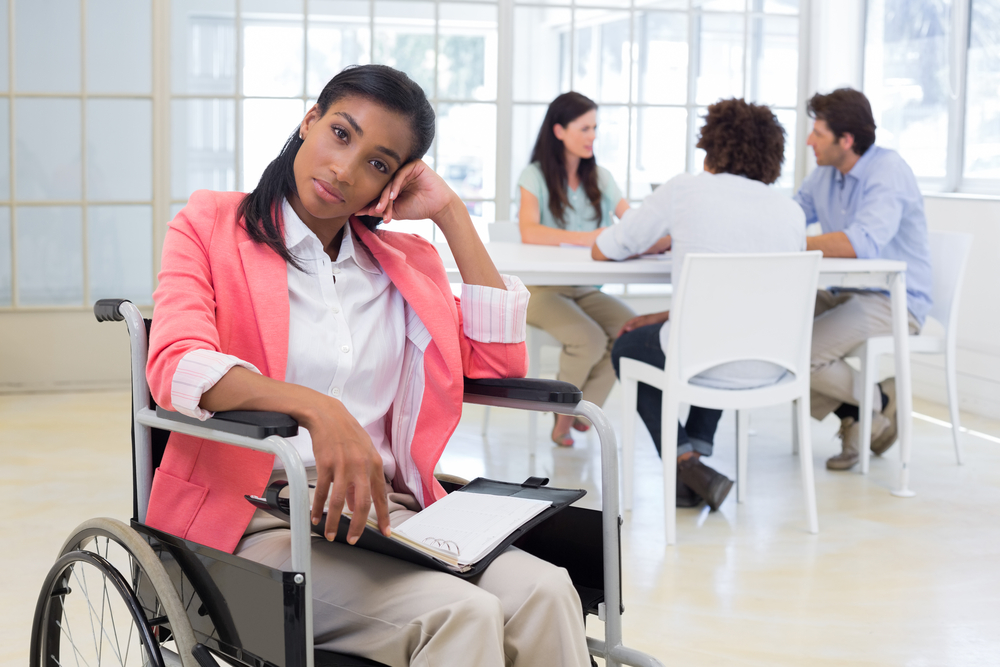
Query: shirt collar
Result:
<box><xmin>843</xmin><ymin>145</ymin><xmax>878</xmax><ymax>182</ymax></box>
<box><xmin>281</xmin><ymin>200</ymin><xmax>381</xmax><ymax>275</ymax></box>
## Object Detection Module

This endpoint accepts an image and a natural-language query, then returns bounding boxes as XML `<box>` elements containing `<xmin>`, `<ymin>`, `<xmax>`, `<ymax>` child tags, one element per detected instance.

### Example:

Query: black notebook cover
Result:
<box><xmin>245</xmin><ymin>477</ymin><xmax>585</xmax><ymax>579</ymax></box>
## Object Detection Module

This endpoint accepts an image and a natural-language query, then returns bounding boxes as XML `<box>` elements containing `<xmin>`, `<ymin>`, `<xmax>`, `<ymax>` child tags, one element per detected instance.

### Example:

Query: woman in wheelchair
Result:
<box><xmin>146</xmin><ymin>64</ymin><xmax>590</xmax><ymax>666</ymax></box>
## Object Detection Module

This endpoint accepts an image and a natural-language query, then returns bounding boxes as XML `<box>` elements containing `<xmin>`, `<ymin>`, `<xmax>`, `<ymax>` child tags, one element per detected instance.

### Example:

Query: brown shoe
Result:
<box><xmin>871</xmin><ymin>378</ymin><xmax>898</xmax><ymax>456</ymax></box>
<box><xmin>677</xmin><ymin>458</ymin><xmax>733</xmax><ymax>511</ymax></box>
<box><xmin>826</xmin><ymin>417</ymin><xmax>860</xmax><ymax>470</ymax></box>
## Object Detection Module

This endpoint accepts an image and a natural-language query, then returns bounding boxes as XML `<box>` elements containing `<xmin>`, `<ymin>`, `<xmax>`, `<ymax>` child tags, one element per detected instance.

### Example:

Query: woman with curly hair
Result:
<box><xmin>592</xmin><ymin>98</ymin><xmax>806</xmax><ymax>512</ymax></box>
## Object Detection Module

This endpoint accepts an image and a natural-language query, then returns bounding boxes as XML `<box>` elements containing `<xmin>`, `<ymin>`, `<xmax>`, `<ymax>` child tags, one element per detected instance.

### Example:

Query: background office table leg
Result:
<box><xmin>889</xmin><ymin>271</ymin><xmax>916</xmax><ymax>498</ymax></box>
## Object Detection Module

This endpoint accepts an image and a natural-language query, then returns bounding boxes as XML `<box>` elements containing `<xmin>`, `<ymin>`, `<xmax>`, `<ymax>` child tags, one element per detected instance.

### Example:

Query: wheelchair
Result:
<box><xmin>30</xmin><ymin>298</ymin><xmax>663</xmax><ymax>667</ymax></box>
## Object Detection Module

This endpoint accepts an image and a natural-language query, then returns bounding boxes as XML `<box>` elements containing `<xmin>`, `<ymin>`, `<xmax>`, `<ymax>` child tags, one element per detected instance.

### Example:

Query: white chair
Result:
<box><xmin>619</xmin><ymin>252</ymin><xmax>823</xmax><ymax>545</ymax></box>
<box><xmin>480</xmin><ymin>222</ymin><xmax>564</xmax><ymax>455</ymax></box>
<box><xmin>850</xmin><ymin>231</ymin><xmax>973</xmax><ymax>473</ymax></box>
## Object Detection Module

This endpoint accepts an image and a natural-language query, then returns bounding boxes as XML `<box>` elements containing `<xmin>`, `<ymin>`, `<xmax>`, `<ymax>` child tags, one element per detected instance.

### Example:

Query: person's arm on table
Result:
<box><xmin>518</xmin><ymin>187</ymin><xmax>603</xmax><ymax>247</ymax></box>
<box><xmin>806</xmin><ymin>231</ymin><xmax>856</xmax><ymax>258</ymax></box>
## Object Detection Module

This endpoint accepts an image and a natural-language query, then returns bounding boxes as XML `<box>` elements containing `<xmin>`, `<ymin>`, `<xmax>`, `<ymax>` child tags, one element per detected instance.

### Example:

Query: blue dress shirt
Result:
<box><xmin>794</xmin><ymin>145</ymin><xmax>933</xmax><ymax>325</ymax></box>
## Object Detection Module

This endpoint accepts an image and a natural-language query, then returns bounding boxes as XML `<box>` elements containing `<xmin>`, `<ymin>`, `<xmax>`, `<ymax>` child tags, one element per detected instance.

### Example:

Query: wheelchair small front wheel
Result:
<box><xmin>31</xmin><ymin>549</ymin><xmax>166</xmax><ymax>667</ymax></box>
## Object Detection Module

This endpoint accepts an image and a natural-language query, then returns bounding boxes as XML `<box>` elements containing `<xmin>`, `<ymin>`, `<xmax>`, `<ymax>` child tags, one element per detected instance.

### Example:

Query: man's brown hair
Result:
<box><xmin>806</xmin><ymin>88</ymin><xmax>876</xmax><ymax>156</ymax></box>
<box><xmin>696</xmin><ymin>98</ymin><xmax>785</xmax><ymax>185</ymax></box>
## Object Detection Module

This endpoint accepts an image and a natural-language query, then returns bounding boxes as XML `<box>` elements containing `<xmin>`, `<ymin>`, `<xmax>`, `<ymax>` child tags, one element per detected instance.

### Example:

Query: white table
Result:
<box><xmin>438</xmin><ymin>242</ymin><xmax>916</xmax><ymax>497</ymax></box>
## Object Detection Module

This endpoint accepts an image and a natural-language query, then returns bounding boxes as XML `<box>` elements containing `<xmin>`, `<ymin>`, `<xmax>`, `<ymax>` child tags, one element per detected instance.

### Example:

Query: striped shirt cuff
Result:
<box><xmin>461</xmin><ymin>274</ymin><xmax>529</xmax><ymax>344</ymax></box>
<box><xmin>171</xmin><ymin>349</ymin><xmax>262</xmax><ymax>421</ymax></box>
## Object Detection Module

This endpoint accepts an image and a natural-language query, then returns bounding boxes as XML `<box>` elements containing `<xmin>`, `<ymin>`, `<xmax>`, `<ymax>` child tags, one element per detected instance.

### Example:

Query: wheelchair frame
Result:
<box><xmin>43</xmin><ymin>298</ymin><xmax>662</xmax><ymax>667</ymax></box>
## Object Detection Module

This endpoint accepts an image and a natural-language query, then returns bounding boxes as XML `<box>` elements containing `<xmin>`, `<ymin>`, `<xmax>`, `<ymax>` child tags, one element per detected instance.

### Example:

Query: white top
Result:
<box><xmin>169</xmin><ymin>200</ymin><xmax>532</xmax><ymax>481</ymax></box>
<box><xmin>596</xmin><ymin>171</ymin><xmax>807</xmax><ymax>389</ymax></box>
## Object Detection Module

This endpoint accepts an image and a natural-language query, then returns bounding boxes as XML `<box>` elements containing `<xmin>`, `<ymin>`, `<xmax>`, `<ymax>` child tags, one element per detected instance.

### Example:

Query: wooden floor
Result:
<box><xmin>3</xmin><ymin>388</ymin><xmax>1000</xmax><ymax>666</ymax></box>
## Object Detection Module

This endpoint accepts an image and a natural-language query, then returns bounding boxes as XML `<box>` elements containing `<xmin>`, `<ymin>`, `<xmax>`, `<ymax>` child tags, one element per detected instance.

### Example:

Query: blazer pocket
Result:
<box><xmin>145</xmin><ymin>468</ymin><xmax>209</xmax><ymax>539</ymax></box>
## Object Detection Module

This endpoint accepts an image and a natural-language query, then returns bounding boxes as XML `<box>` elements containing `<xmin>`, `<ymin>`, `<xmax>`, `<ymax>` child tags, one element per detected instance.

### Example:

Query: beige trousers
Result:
<box><xmin>235</xmin><ymin>473</ymin><xmax>591</xmax><ymax>667</ymax></box>
<box><xmin>526</xmin><ymin>285</ymin><xmax>635</xmax><ymax>407</ymax></box>
<box><xmin>810</xmin><ymin>289</ymin><xmax>920</xmax><ymax>420</ymax></box>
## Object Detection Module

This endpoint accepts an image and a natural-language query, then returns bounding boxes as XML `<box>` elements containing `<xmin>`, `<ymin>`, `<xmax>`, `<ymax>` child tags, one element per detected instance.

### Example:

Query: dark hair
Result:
<box><xmin>238</xmin><ymin>64</ymin><xmax>435</xmax><ymax>267</ymax></box>
<box><xmin>696</xmin><ymin>98</ymin><xmax>786</xmax><ymax>185</ymax></box>
<box><xmin>529</xmin><ymin>92</ymin><xmax>602</xmax><ymax>228</ymax></box>
<box><xmin>806</xmin><ymin>88</ymin><xmax>876</xmax><ymax>156</ymax></box>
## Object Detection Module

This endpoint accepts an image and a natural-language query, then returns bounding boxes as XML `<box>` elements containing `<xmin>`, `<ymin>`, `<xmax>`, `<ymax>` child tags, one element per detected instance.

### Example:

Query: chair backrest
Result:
<box><xmin>488</xmin><ymin>221</ymin><xmax>522</xmax><ymax>243</ymax></box>
<box><xmin>667</xmin><ymin>252</ymin><xmax>822</xmax><ymax>385</ymax></box>
<box><xmin>925</xmin><ymin>231</ymin><xmax>973</xmax><ymax>333</ymax></box>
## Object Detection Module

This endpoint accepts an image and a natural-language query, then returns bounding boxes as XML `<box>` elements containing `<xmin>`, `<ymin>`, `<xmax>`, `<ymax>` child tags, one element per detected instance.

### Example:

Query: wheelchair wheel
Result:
<box><xmin>31</xmin><ymin>517</ymin><xmax>197</xmax><ymax>667</ymax></box>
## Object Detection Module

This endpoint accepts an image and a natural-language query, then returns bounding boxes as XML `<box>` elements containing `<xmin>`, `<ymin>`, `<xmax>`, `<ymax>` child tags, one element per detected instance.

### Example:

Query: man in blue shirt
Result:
<box><xmin>795</xmin><ymin>88</ymin><xmax>932</xmax><ymax>471</ymax></box>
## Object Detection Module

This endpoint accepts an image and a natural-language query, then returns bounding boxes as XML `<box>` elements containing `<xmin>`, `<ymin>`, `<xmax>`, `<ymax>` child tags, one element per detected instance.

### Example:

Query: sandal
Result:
<box><xmin>552</xmin><ymin>416</ymin><xmax>574</xmax><ymax>447</ymax></box>
<box><xmin>572</xmin><ymin>418</ymin><xmax>591</xmax><ymax>432</ymax></box>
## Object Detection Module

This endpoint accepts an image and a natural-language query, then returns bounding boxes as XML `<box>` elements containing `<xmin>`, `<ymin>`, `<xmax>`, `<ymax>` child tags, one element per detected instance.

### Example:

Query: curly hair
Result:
<box><xmin>696</xmin><ymin>98</ymin><xmax>785</xmax><ymax>185</ymax></box>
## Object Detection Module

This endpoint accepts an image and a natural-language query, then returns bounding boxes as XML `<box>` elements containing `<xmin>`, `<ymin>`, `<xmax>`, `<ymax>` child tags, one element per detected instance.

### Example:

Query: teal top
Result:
<box><xmin>517</xmin><ymin>162</ymin><xmax>623</xmax><ymax>231</ymax></box>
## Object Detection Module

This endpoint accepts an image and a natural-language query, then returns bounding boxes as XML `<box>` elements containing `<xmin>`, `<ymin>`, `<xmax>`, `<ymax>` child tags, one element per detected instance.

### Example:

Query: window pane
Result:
<box><xmin>16</xmin><ymin>206</ymin><xmax>82</xmax><ymax>306</ymax></box>
<box><xmin>746</xmin><ymin>15</ymin><xmax>798</xmax><ymax>107</ymax></box>
<box><xmin>631</xmin><ymin>107</ymin><xmax>686</xmax><ymax>199</ymax></box>
<box><xmin>513</xmin><ymin>6</ymin><xmax>571</xmax><ymax>103</ymax></box>
<box><xmin>87</xmin><ymin>0</ymin><xmax>153</xmax><ymax>94</ymax></box>
<box><xmin>437</xmin><ymin>103</ymin><xmax>496</xmax><ymax>200</ymax></box>
<box><xmin>0</xmin><ymin>0</ymin><xmax>8</xmax><ymax>92</ymax></box>
<box><xmin>775</xmin><ymin>108</ymin><xmax>797</xmax><ymax>189</ymax></box>
<box><xmin>695</xmin><ymin>0</ymin><xmax>746</xmax><ymax>10</ymax></box>
<box><xmin>438</xmin><ymin>3</ymin><xmax>498</xmax><ymax>101</ymax></box>
<box><xmin>964</xmin><ymin>0</ymin><xmax>1000</xmax><ymax>180</ymax></box>
<box><xmin>0</xmin><ymin>207</ymin><xmax>9</xmax><ymax>306</ymax></box>
<box><xmin>242</xmin><ymin>98</ymin><xmax>305</xmax><ymax>192</ymax></box>
<box><xmin>87</xmin><ymin>100</ymin><xmax>153</xmax><ymax>201</ymax></box>
<box><xmin>574</xmin><ymin>10</ymin><xmax>631</xmax><ymax>104</ymax></box>
<box><xmin>172</xmin><ymin>0</ymin><xmax>236</xmax><ymax>94</ymax></box>
<box><xmin>695</xmin><ymin>13</ymin><xmax>745</xmax><ymax>105</ymax></box>
<box><xmin>634</xmin><ymin>11</ymin><xmax>688</xmax><ymax>105</ymax></box>
<box><xmin>690</xmin><ymin>105</ymin><xmax>709</xmax><ymax>172</ymax></box>
<box><xmin>171</xmin><ymin>99</ymin><xmax>236</xmax><ymax>199</ymax></box>
<box><xmin>308</xmin><ymin>0</ymin><xmax>371</xmax><ymax>97</ymax></box>
<box><xmin>636</xmin><ymin>0</ymin><xmax>688</xmax><ymax>8</ymax></box>
<box><xmin>88</xmin><ymin>205</ymin><xmax>153</xmax><ymax>304</ymax></box>
<box><xmin>242</xmin><ymin>0</ymin><xmax>305</xmax><ymax>98</ymax></box>
<box><xmin>511</xmin><ymin>104</ymin><xmax>548</xmax><ymax>201</ymax></box>
<box><xmin>595</xmin><ymin>105</ymin><xmax>629</xmax><ymax>192</ymax></box>
<box><xmin>864</xmin><ymin>0</ymin><xmax>950</xmax><ymax>179</ymax></box>
<box><xmin>759</xmin><ymin>0</ymin><xmax>799</xmax><ymax>14</ymax></box>
<box><xmin>374</xmin><ymin>1</ymin><xmax>435</xmax><ymax>98</ymax></box>
<box><xmin>0</xmin><ymin>99</ymin><xmax>9</xmax><ymax>201</ymax></box>
<box><xmin>15</xmin><ymin>99</ymin><xmax>82</xmax><ymax>201</ymax></box>
<box><xmin>15</xmin><ymin>0</ymin><xmax>80</xmax><ymax>93</ymax></box>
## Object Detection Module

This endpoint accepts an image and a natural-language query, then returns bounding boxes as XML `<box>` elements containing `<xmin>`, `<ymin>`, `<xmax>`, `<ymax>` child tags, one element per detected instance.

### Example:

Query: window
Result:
<box><xmin>0</xmin><ymin>0</ymin><xmax>155</xmax><ymax>309</ymax></box>
<box><xmin>510</xmin><ymin>0</ymin><xmax>805</xmax><ymax>217</ymax></box>
<box><xmin>864</xmin><ymin>0</ymin><xmax>1000</xmax><ymax>193</ymax></box>
<box><xmin>170</xmin><ymin>0</ymin><xmax>499</xmax><ymax>241</ymax></box>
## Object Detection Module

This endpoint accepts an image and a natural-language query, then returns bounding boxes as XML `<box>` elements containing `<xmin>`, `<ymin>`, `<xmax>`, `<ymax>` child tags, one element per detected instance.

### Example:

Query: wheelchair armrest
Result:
<box><xmin>155</xmin><ymin>406</ymin><xmax>298</xmax><ymax>439</ymax></box>
<box><xmin>463</xmin><ymin>377</ymin><xmax>582</xmax><ymax>405</ymax></box>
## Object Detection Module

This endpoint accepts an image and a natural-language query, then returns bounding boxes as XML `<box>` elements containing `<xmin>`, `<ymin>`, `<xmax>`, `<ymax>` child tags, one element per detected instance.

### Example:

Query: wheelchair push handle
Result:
<box><xmin>95</xmin><ymin>298</ymin><xmax>129</xmax><ymax>322</ymax></box>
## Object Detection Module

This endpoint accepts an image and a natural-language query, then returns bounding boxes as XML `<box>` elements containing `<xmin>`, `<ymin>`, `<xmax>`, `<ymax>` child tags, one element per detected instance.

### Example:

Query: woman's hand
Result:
<box><xmin>303</xmin><ymin>396</ymin><xmax>392</xmax><ymax>544</ymax></box>
<box><xmin>618</xmin><ymin>311</ymin><xmax>670</xmax><ymax>337</ymax></box>
<box><xmin>364</xmin><ymin>159</ymin><xmax>460</xmax><ymax>228</ymax></box>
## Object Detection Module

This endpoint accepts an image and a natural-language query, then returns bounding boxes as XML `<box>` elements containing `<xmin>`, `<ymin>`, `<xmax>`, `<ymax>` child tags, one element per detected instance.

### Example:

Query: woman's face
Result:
<box><xmin>293</xmin><ymin>96</ymin><xmax>414</xmax><ymax>223</ymax></box>
<box><xmin>553</xmin><ymin>109</ymin><xmax>597</xmax><ymax>162</ymax></box>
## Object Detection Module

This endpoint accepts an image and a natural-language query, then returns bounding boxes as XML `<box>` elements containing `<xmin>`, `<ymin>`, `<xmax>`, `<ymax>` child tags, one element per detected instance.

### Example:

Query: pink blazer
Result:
<box><xmin>145</xmin><ymin>190</ymin><xmax>527</xmax><ymax>553</ymax></box>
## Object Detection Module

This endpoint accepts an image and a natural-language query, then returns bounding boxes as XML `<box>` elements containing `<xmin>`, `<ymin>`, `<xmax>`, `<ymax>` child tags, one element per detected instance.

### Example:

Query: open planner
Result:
<box><xmin>246</xmin><ymin>477</ymin><xmax>586</xmax><ymax>578</ymax></box>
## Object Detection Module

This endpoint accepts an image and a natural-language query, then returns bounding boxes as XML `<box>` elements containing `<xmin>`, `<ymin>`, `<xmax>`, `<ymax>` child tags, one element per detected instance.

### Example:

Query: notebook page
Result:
<box><xmin>393</xmin><ymin>492</ymin><xmax>552</xmax><ymax>566</ymax></box>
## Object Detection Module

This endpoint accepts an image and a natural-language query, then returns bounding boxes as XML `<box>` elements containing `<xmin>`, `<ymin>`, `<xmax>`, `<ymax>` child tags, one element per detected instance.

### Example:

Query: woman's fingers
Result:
<box><xmin>345</xmin><ymin>484</ymin><xmax>372</xmax><ymax>545</ymax></box>
<box><xmin>311</xmin><ymin>472</ymin><xmax>331</xmax><ymax>527</ymax></box>
<box><xmin>370</xmin><ymin>471</ymin><xmax>392</xmax><ymax>537</ymax></box>
<box><xmin>325</xmin><ymin>475</ymin><xmax>348</xmax><ymax>541</ymax></box>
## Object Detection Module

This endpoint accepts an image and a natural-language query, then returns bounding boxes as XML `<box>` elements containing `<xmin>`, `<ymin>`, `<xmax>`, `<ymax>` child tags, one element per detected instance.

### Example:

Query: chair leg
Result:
<box><xmin>621</xmin><ymin>375</ymin><xmax>638</xmax><ymax>512</ymax></box>
<box><xmin>481</xmin><ymin>406</ymin><xmax>490</xmax><ymax>436</ymax></box>
<box><xmin>791</xmin><ymin>402</ymin><xmax>800</xmax><ymax>455</ymax></box>
<box><xmin>736</xmin><ymin>410</ymin><xmax>749</xmax><ymax>504</ymax></box>
<box><xmin>856</xmin><ymin>347</ymin><xmax>877</xmax><ymax>475</ymax></box>
<box><xmin>528</xmin><ymin>411</ymin><xmax>537</xmax><ymax>460</ymax></box>
<box><xmin>795</xmin><ymin>397</ymin><xmax>819</xmax><ymax>534</ymax></box>
<box><xmin>945</xmin><ymin>347</ymin><xmax>964</xmax><ymax>465</ymax></box>
<box><xmin>662</xmin><ymin>394</ymin><xmax>680</xmax><ymax>546</ymax></box>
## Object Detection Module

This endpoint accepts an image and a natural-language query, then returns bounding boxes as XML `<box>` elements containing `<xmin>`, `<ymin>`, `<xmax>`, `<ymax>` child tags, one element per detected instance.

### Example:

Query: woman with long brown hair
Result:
<box><xmin>517</xmin><ymin>92</ymin><xmax>635</xmax><ymax>447</ymax></box>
